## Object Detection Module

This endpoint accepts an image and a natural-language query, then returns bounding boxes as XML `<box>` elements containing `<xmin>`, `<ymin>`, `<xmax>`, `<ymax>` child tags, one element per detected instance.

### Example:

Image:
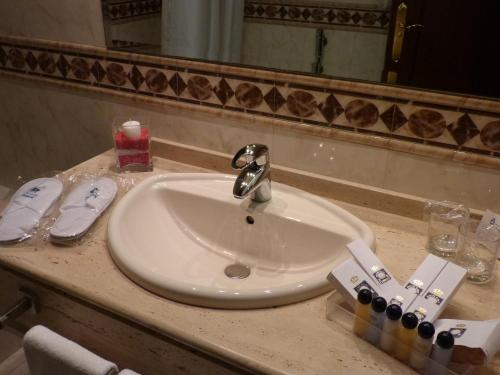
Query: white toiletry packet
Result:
<box><xmin>434</xmin><ymin>319</ymin><xmax>500</xmax><ymax>365</ymax></box>
<box><xmin>403</xmin><ymin>254</ymin><xmax>447</xmax><ymax>298</ymax></box>
<box><xmin>346</xmin><ymin>239</ymin><xmax>415</xmax><ymax>310</ymax></box>
<box><xmin>327</xmin><ymin>257</ymin><xmax>384</xmax><ymax>307</ymax></box>
<box><xmin>406</xmin><ymin>261</ymin><xmax>466</xmax><ymax>323</ymax></box>
<box><xmin>476</xmin><ymin>210</ymin><xmax>500</xmax><ymax>259</ymax></box>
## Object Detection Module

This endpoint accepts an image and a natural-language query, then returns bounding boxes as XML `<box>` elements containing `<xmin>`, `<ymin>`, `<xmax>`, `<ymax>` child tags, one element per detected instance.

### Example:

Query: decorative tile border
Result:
<box><xmin>244</xmin><ymin>0</ymin><xmax>390</xmax><ymax>32</ymax></box>
<box><xmin>102</xmin><ymin>0</ymin><xmax>161</xmax><ymax>21</ymax></box>
<box><xmin>111</xmin><ymin>39</ymin><xmax>159</xmax><ymax>50</ymax></box>
<box><xmin>0</xmin><ymin>36</ymin><xmax>499</xmax><ymax>168</ymax></box>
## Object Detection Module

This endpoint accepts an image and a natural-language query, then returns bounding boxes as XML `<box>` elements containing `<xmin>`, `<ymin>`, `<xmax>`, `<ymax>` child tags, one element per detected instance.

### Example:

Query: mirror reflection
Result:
<box><xmin>102</xmin><ymin>0</ymin><xmax>500</xmax><ymax>99</ymax></box>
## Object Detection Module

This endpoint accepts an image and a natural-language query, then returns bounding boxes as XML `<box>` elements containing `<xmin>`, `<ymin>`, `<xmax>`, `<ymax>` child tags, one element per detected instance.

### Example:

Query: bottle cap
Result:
<box><xmin>122</xmin><ymin>120</ymin><xmax>141</xmax><ymax>140</ymax></box>
<box><xmin>418</xmin><ymin>322</ymin><xmax>435</xmax><ymax>339</ymax></box>
<box><xmin>386</xmin><ymin>304</ymin><xmax>403</xmax><ymax>320</ymax></box>
<box><xmin>371</xmin><ymin>296</ymin><xmax>387</xmax><ymax>313</ymax></box>
<box><xmin>357</xmin><ymin>289</ymin><xmax>373</xmax><ymax>305</ymax></box>
<box><xmin>401</xmin><ymin>312</ymin><xmax>419</xmax><ymax>329</ymax></box>
<box><xmin>436</xmin><ymin>331</ymin><xmax>455</xmax><ymax>349</ymax></box>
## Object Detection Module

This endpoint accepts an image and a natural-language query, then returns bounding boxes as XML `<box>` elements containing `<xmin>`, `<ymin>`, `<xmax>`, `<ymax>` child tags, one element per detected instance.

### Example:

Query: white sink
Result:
<box><xmin>108</xmin><ymin>173</ymin><xmax>374</xmax><ymax>308</ymax></box>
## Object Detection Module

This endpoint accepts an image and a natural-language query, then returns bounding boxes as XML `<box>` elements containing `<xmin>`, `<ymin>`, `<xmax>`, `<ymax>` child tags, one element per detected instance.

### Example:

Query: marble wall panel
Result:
<box><xmin>0</xmin><ymin>0</ymin><xmax>106</xmax><ymax>47</ymax></box>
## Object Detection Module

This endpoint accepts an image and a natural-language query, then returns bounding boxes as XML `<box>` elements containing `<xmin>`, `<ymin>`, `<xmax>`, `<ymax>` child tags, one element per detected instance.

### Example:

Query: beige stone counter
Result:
<box><xmin>0</xmin><ymin>148</ymin><xmax>499</xmax><ymax>375</ymax></box>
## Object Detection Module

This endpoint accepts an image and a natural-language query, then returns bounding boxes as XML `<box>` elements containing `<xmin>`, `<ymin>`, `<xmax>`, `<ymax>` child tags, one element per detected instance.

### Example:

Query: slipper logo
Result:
<box><xmin>22</xmin><ymin>186</ymin><xmax>43</xmax><ymax>199</ymax></box>
<box><xmin>88</xmin><ymin>187</ymin><xmax>100</xmax><ymax>199</ymax></box>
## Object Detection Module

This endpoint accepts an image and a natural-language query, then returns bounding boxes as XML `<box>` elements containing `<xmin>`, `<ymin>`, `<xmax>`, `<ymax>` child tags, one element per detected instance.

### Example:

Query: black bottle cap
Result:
<box><xmin>357</xmin><ymin>289</ymin><xmax>373</xmax><ymax>305</ymax></box>
<box><xmin>385</xmin><ymin>304</ymin><xmax>403</xmax><ymax>320</ymax></box>
<box><xmin>436</xmin><ymin>331</ymin><xmax>455</xmax><ymax>349</ymax></box>
<box><xmin>401</xmin><ymin>312</ymin><xmax>419</xmax><ymax>329</ymax></box>
<box><xmin>418</xmin><ymin>322</ymin><xmax>435</xmax><ymax>339</ymax></box>
<box><xmin>371</xmin><ymin>296</ymin><xmax>387</xmax><ymax>313</ymax></box>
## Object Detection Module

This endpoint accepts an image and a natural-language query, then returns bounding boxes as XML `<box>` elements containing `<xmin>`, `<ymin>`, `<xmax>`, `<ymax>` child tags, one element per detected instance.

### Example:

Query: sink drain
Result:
<box><xmin>224</xmin><ymin>264</ymin><xmax>251</xmax><ymax>279</ymax></box>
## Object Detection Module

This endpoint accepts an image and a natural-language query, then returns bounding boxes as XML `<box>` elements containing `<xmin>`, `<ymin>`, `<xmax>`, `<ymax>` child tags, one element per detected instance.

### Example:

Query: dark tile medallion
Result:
<box><xmin>345</xmin><ymin>99</ymin><xmax>379</xmax><ymax>128</ymax></box>
<box><xmin>480</xmin><ymin>121</ymin><xmax>500</xmax><ymax>151</ymax></box>
<box><xmin>8</xmin><ymin>48</ymin><xmax>25</xmax><ymax>69</ymax></box>
<box><xmin>188</xmin><ymin>75</ymin><xmax>212</xmax><ymax>100</ymax></box>
<box><xmin>287</xmin><ymin>90</ymin><xmax>316</xmax><ymax>118</ymax></box>
<box><xmin>145</xmin><ymin>69</ymin><xmax>168</xmax><ymax>93</ymax></box>
<box><xmin>235</xmin><ymin>83</ymin><xmax>263</xmax><ymax>109</ymax></box>
<box><xmin>106</xmin><ymin>63</ymin><xmax>127</xmax><ymax>86</ymax></box>
<box><xmin>70</xmin><ymin>57</ymin><xmax>90</xmax><ymax>80</ymax></box>
<box><xmin>408</xmin><ymin>109</ymin><xmax>446</xmax><ymax>139</ymax></box>
<box><xmin>38</xmin><ymin>52</ymin><xmax>56</xmax><ymax>74</ymax></box>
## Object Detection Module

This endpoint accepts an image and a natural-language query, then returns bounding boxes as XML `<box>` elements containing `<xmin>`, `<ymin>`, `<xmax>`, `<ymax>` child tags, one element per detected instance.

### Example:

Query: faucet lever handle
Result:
<box><xmin>231</xmin><ymin>144</ymin><xmax>269</xmax><ymax>170</ymax></box>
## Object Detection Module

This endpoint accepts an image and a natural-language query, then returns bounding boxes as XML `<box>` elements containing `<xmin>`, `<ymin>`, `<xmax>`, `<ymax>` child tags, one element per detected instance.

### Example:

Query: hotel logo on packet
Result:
<box><xmin>353</xmin><ymin>279</ymin><xmax>379</xmax><ymax>298</ymax></box>
<box><xmin>389</xmin><ymin>295</ymin><xmax>404</xmax><ymax>307</ymax></box>
<box><xmin>22</xmin><ymin>186</ymin><xmax>43</xmax><ymax>199</ymax></box>
<box><xmin>88</xmin><ymin>187</ymin><xmax>100</xmax><ymax>199</ymax></box>
<box><xmin>371</xmin><ymin>266</ymin><xmax>391</xmax><ymax>284</ymax></box>
<box><xmin>413</xmin><ymin>307</ymin><xmax>427</xmax><ymax>322</ymax></box>
<box><xmin>449</xmin><ymin>326</ymin><xmax>467</xmax><ymax>338</ymax></box>
<box><xmin>425</xmin><ymin>288</ymin><xmax>444</xmax><ymax>305</ymax></box>
<box><xmin>405</xmin><ymin>278</ymin><xmax>425</xmax><ymax>295</ymax></box>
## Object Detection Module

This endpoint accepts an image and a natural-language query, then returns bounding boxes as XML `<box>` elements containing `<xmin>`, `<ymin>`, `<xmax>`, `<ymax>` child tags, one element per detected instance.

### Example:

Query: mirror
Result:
<box><xmin>101</xmin><ymin>0</ymin><xmax>500</xmax><ymax>99</ymax></box>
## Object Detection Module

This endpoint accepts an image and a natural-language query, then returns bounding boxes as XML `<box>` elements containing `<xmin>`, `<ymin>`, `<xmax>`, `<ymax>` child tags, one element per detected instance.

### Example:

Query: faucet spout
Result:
<box><xmin>231</xmin><ymin>144</ymin><xmax>272</xmax><ymax>203</ymax></box>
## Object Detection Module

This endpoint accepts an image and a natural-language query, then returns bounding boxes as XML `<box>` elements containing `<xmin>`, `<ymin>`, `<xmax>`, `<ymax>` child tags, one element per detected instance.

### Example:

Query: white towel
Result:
<box><xmin>118</xmin><ymin>370</ymin><xmax>142</xmax><ymax>375</ymax></box>
<box><xmin>23</xmin><ymin>326</ymin><xmax>118</xmax><ymax>375</ymax></box>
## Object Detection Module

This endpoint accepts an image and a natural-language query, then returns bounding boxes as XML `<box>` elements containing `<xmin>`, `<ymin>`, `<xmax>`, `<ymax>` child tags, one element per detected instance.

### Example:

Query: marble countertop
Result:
<box><xmin>0</xmin><ymin>151</ymin><xmax>499</xmax><ymax>375</ymax></box>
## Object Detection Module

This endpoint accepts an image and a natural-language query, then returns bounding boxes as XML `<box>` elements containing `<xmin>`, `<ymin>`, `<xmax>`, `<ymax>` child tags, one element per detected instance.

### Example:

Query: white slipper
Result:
<box><xmin>0</xmin><ymin>178</ymin><xmax>63</xmax><ymax>243</ymax></box>
<box><xmin>50</xmin><ymin>177</ymin><xmax>117</xmax><ymax>240</ymax></box>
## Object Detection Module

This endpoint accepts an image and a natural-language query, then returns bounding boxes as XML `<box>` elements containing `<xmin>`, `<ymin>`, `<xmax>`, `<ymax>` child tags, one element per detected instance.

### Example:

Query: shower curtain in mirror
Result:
<box><xmin>161</xmin><ymin>0</ymin><xmax>244</xmax><ymax>63</ymax></box>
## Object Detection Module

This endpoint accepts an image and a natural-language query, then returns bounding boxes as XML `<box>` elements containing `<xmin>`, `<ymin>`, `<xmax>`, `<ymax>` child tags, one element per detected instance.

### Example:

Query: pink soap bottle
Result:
<box><xmin>113</xmin><ymin>118</ymin><xmax>152</xmax><ymax>172</ymax></box>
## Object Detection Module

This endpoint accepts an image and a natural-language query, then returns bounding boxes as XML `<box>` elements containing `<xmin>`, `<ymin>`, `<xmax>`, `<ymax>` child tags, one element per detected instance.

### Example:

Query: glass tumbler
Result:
<box><xmin>457</xmin><ymin>219</ymin><xmax>499</xmax><ymax>284</ymax></box>
<box><xmin>424</xmin><ymin>201</ymin><xmax>469</xmax><ymax>258</ymax></box>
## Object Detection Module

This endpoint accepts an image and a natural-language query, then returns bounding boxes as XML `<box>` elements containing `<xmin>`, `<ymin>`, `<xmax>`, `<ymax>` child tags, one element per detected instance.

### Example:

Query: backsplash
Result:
<box><xmin>1</xmin><ymin>35</ymin><xmax>499</xmax><ymax>168</ymax></box>
<box><xmin>244</xmin><ymin>0</ymin><xmax>390</xmax><ymax>32</ymax></box>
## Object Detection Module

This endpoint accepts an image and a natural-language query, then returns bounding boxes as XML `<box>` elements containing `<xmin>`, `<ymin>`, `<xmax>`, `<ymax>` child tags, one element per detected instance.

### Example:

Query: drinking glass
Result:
<box><xmin>457</xmin><ymin>219</ymin><xmax>499</xmax><ymax>284</ymax></box>
<box><xmin>424</xmin><ymin>201</ymin><xmax>469</xmax><ymax>258</ymax></box>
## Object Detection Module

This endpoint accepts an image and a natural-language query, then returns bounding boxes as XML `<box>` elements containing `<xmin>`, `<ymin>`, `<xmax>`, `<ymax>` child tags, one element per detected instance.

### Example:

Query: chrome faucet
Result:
<box><xmin>231</xmin><ymin>144</ymin><xmax>271</xmax><ymax>202</ymax></box>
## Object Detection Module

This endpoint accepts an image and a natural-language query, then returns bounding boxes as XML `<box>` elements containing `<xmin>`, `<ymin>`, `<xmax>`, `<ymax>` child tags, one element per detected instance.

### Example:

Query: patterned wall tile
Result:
<box><xmin>244</xmin><ymin>1</ymin><xmax>390</xmax><ymax>32</ymax></box>
<box><xmin>1</xmin><ymin>37</ymin><xmax>500</xmax><ymax>162</ymax></box>
<box><xmin>103</xmin><ymin>0</ymin><xmax>162</xmax><ymax>21</ymax></box>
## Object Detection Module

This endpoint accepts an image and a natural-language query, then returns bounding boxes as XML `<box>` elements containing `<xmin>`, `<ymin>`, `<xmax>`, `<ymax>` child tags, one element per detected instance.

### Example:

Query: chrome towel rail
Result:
<box><xmin>0</xmin><ymin>288</ymin><xmax>39</xmax><ymax>329</ymax></box>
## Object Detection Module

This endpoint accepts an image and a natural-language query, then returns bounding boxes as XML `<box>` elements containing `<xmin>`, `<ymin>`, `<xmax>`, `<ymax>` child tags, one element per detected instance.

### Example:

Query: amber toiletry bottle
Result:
<box><xmin>353</xmin><ymin>289</ymin><xmax>372</xmax><ymax>338</ymax></box>
<box><xmin>395</xmin><ymin>312</ymin><xmax>419</xmax><ymax>362</ymax></box>
<box><xmin>380</xmin><ymin>304</ymin><xmax>402</xmax><ymax>353</ymax></box>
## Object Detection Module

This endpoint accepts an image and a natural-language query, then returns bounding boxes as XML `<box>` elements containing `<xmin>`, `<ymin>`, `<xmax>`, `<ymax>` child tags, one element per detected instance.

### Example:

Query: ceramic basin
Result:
<box><xmin>107</xmin><ymin>173</ymin><xmax>374</xmax><ymax>308</ymax></box>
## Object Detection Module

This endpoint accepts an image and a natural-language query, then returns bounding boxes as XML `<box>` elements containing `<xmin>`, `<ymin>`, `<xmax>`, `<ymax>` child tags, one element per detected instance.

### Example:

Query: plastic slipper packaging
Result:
<box><xmin>0</xmin><ymin>177</ymin><xmax>63</xmax><ymax>244</ymax></box>
<box><xmin>49</xmin><ymin>176</ymin><xmax>118</xmax><ymax>244</ymax></box>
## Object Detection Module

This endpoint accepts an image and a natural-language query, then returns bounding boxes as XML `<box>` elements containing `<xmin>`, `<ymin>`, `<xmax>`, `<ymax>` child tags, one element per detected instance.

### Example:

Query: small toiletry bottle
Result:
<box><xmin>366</xmin><ymin>296</ymin><xmax>387</xmax><ymax>345</ymax></box>
<box><xmin>353</xmin><ymin>289</ymin><xmax>372</xmax><ymax>338</ymax></box>
<box><xmin>380</xmin><ymin>304</ymin><xmax>402</xmax><ymax>353</ymax></box>
<box><xmin>395</xmin><ymin>312</ymin><xmax>419</xmax><ymax>363</ymax></box>
<box><xmin>428</xmin><ymin>331</ymin><xmax>454</xmax><ymax>375</ymax></box>
<box><xmin>409</xmin><ymin>321</ymin><xmax>435</xmax><ymax>370</ymax></box>
<box><xmin>114</xmin><ymin>119</ymin><xmax>152</xmax><ymax>172</ymax></box>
